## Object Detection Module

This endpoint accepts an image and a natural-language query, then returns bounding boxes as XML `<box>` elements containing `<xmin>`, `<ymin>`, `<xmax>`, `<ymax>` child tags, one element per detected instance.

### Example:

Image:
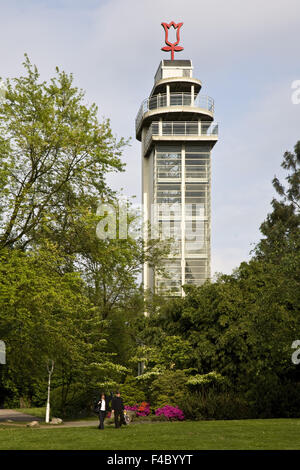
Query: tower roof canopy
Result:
<box><xmin>151</xmin><ymin>59</ymin><xmax>201</xmax><ymax>97</ymax></box>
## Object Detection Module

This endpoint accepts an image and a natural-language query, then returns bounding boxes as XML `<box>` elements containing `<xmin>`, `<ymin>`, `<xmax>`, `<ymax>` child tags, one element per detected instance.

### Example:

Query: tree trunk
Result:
<box><xmin>45</xmin><ymin>360</ymin><xmax>54</xmax><ymax>423</ymax></box>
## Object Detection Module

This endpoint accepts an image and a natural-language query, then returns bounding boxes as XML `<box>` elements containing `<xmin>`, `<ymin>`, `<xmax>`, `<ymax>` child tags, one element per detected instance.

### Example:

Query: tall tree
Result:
<box><xmin>0</xmin><ymin>55</ymin><xmax>125</xmax><ymax>250</ymax></box>
<box><xmin>0</xmin><ymin>243</ymin><xmax>129</xmax><ymax>408</ymax></box>
<box><xmin>255</xmin><ymin>141</ymin><xmax>300</xmax><ymax>264</ymax></box>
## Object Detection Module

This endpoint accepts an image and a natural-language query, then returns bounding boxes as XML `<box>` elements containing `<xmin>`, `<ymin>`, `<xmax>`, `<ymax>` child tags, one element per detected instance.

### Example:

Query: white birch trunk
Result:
<box><xmin>45</xmin><ymin>360</ymin><xmax>54</xmax><ymax>424</ymax></box>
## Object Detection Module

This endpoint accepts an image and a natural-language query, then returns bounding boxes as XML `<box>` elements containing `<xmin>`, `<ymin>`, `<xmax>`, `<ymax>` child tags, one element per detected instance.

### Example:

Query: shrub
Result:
<box><xmin>155</xmin><ymin>405</ymin><xmax>185</xmax><ymax>421</ymax></box>
<box><xmin>119</xmin><ymin>378</ymin><xmax>146</xmax><ymax>406</ymax></box>
<box><xmin>50</xmin><ymin>385</ymin><xmax>95</xmax><ymax>419</ymax></box>
<box><xmin>245</xmin><ymin>379</ymin><xmax>300</xmax><ymax>419</ymax></box>
<box><xmin>149</xmin><ymin>370</ymin><xmax>188</xmax><ymax>409</ymax></box>
<box><xmin>186</xmin><ymin>372</ymin><xmax>229</xmax><ymax>390</ymax></box>
<box><xmin>124</xmin><ymin>405</ymin><xmax>138</xmax><ymax>411</ymax></box>
<box><xmin>178</xmin><ymin>391</ymin><xmax>251</xmax><ymax>420</ymax></box>
<box><xmin>136</xmin><ymin>402</ymin><xmax>151</xmax><ymax>416</ymax></box>
<box><xmin>125</xmin><ymin>402</ymin><xmax>151</xmax><ymax>416</ymax></box>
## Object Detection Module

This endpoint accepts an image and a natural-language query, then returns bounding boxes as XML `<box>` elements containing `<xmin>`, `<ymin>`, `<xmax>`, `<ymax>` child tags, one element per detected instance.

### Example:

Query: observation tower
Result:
<box><xmin>136</xmin><ymin>23</ymin><xmax>218</xmax><ymax>296</ymax></box>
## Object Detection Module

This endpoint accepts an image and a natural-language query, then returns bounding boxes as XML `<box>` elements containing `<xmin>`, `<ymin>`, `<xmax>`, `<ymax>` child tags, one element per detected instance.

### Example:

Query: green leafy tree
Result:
<box><xmin>136</xmin><ymin>142</ymin><xmax>300</xmax><ymax>418</ymax></box>
<box><xmin>255</xmin><ymin>141</ymin><xmax>300</xmax><ymax>264</ymax></box>
<box><xmin>0</xmin><ymin>243</ymin><xmax>130</xmax><ymax>410</ymax></box>
<box><xmin>0</xmin><ymin>55</ymin><xmax>125</xmax><ymax>250</ymax></box>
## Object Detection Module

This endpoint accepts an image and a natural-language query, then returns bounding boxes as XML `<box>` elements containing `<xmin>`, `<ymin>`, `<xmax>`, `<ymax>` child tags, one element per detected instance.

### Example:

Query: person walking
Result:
<box><xmin>96</xmin><ymin>393</ymin><xmax>110</xmax><ymax>430</ymax></box>
<box><xmin>111</xmin><ymin>391</ymin><xmax>126</xmax><ymax>428</ymax></box>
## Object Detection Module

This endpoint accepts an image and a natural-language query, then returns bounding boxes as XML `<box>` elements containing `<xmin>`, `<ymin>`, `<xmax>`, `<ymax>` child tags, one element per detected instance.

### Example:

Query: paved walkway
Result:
<box><xmin>0</xmin><ymin>410</ymin><xmax>102</xmax><ymax>427</ymax></box>
<box><xmin>0</xmin><ymin>409</ymin><xmax>42</xmax><ymax>422</ymax></box>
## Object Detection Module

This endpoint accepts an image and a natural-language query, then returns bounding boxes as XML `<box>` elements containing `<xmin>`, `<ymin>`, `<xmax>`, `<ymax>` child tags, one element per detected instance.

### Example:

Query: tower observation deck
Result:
<box><xmin>136</xmin><ymin>59</ymin><xmax>218</xmax><ymax>296</ymax></box>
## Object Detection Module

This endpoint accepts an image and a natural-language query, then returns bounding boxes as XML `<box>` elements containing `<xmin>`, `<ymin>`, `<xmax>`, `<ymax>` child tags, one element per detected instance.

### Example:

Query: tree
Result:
<box><xmin>0</xmin><ymin>54</ymin><xmax>125</xmax><ymax>250</ymax></box>
<box><xmin>255</xmin><ymin>141</ymin><xmax>300</xmax><ymax>264</ymax></box>
<box><xmin>0</xmin><ymin>243</ymin><xmax>129</xmax><ymax>409</ymax></box>
<box><xmin>45</xmin><ymin>360</ymin><xmax>54</xmax><ymax>423</ymax></box>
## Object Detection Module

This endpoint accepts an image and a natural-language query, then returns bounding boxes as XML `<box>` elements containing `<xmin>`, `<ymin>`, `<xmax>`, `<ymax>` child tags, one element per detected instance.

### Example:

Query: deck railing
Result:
<box><xmin>144</xmin><ymin>121</ymin><xmax>218</xmax><ymax>154</ymax></box>
<box><xmin>136</xmin><ymin>93</ymin><xmax>214</xmax><ymax>133</ymax></box>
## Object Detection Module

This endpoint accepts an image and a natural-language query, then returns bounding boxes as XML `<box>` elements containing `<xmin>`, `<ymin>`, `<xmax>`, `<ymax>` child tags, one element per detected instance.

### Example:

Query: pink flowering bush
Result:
<box><xmin>125</xmin><ymin>402</ymin><xmax>151</xmax><ymax>416</ymax></box>
<box><xmin>155</xmin><ymin>405</ymin><xmax>185</xmax><ymax>421</ymax></box>
<box><xmin>124</xmin><ymin>404</ymin><xmax>138</xmax><ymax>411</ymax></box>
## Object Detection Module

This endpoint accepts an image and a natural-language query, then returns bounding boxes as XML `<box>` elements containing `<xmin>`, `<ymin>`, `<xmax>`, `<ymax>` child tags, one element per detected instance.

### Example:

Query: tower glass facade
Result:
<box><xmin>136</xmin><ymin>60</ymin><xmax>218</xmax><ymax>296</ymax></box>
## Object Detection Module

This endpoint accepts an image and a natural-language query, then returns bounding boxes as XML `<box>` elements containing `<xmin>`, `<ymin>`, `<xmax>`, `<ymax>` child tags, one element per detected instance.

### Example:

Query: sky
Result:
<box><xmin>0</xmin><ymin>0</ymin><xmax>299</xmax><ymax>275</ymax></box>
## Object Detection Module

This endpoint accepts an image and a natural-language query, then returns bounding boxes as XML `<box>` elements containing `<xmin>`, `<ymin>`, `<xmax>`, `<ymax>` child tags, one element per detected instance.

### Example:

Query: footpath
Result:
<box><xmin>0</xmin><ymin>409</ymin><xmax>99</xmax><ymax>428</ymax></box>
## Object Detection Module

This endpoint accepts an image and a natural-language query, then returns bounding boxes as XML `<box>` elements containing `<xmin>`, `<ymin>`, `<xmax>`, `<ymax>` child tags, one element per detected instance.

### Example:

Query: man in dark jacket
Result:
<box><xmin>111</xmin><ymin>391</ymin><xmax>126</xmax><ymax>428</ymax></box>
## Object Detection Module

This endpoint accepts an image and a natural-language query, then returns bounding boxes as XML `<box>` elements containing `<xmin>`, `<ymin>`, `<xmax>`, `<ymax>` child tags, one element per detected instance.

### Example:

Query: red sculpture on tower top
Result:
<box><xmin>161</xmin><ymin>21</ymin><xmax>184</xmax><ymax>60</ymax></box>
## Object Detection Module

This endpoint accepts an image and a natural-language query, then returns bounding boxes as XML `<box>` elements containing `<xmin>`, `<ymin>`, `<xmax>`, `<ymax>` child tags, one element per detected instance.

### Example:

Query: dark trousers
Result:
<box><xmin>114</xmin><ymin>410</ymin><xmax>125</xmax><ymax>428</ymax></box>
<box><xmin>98</xmin><ymin>410</ymin><xmax>106</xmax><ymax>429</ymax></box>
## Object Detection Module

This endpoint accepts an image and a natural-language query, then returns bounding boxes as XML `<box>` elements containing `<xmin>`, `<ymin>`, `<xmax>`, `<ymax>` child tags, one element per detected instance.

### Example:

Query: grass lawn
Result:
<box><xmin>1</xmin><ymin>419</ymin><xmax>300</xmax><ymax>450</ymax></box>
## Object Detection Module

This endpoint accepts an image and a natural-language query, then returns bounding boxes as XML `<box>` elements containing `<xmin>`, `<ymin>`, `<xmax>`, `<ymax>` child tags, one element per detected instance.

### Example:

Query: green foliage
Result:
<box><xmin>186</xmin><ymin>372</ymin><xmax>228</xmax><ymax>389</ymax></box>
<box><xmin>50</xmin><ymin>384</ymin><xmax>95</xmax><ymax>419</ymax></box>
<box><xmin>178</xmin><ymin>391</ymin><xmax>251</xmax><ymax>421</ymax></box>
<box><xmin>119</xmin><ymin>377</ymin><xmax>146</xmax><ymax>406</ymax></box>
<box><xmin>255</xmin><ymin>140</ymin><xmax>300</xmax><ymax>263</ymax></box>
<box><xmin>149</xmin><ymin>370</ymin><xmax>188</xmax><ymax>409</ymax></box>
<box><xmin>0</xmin><ymin>243</ymin><xmax>130</xmax><ymax>410</ymax></box>
<box><xmin>0</xmin><ymin>244</ymin><xmax>90</xmax><ymax>398</ymax></box>
<box><xmin>0</xmin><ymin>54</ymin><xmax>125</xmax><ymax>250</ymax></box>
